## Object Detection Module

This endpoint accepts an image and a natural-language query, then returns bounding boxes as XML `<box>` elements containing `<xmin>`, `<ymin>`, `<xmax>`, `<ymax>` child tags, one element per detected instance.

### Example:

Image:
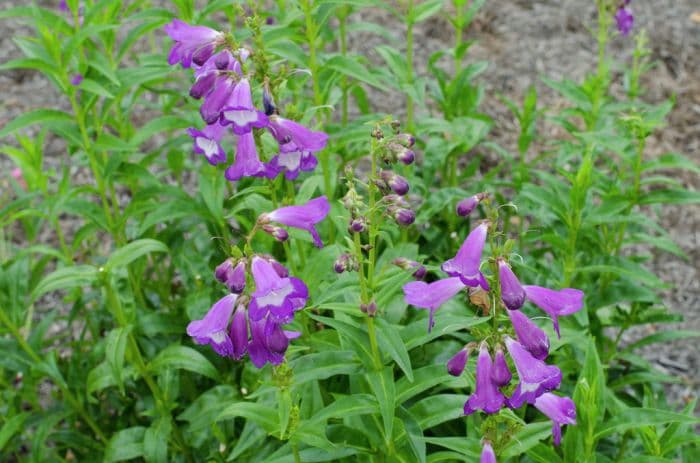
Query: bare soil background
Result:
<box><xmin>1</xmin><ymin>0</ymin><xmax>698</xmax><ymax>407</ymax></box>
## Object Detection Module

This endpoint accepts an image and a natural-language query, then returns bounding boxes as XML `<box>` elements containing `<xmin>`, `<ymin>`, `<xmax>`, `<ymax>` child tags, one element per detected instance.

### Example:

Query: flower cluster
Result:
<box><xmin>614</xmin><ymin>0</ymin><xmax>634</xmax><ymax>36</ymax></box>
<box><xmin>164</xmin><ymin>20</ymin><xmax>328</xmax><ymax>182</ymax></box>
<box><xmin>403</xmin><ymin>218</ymin><xmax>583</xmax><ymax>458</ymax></box>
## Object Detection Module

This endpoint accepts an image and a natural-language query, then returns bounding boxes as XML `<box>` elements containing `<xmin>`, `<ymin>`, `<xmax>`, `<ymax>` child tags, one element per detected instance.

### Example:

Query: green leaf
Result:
<box><xmin>401</xmin><ymin>313</ymin><xmax>489</xmax><ymax>350</ymax></box>
<box><xmin>130</xmin><ymin>115</ymin><xmax>190</xmax><ymax>146</ymax></box>
<box><xmin>105</xmin><ymin>326</ymin><xmax>132</xmax><ymax>395</ymax></box>
<box><xmin>304</xmin><ymin>394</ymin><xmax>377</xmax><ymax>426</ymax></box>
<box><xmin>366</xmin><ymin>369</ymin><xmax>395</xmax><ymax>443</ymax></box>
<box><xmin>0</xmin><ymin>109</ymin><xmax>73</xmax><ymax>138</ymax></box>
<box><xmin>595</xmin><ymin>408</ymin><xmax>700</xmax><ymax>439</ymax></box>
<box><xmin>105</xmin><ymin>239</ymin><xmax>168</xmax><ymax>271</ymax></box>
<box><xmin>639</xmin><ymin>189</ymin><xmax>700</xmax><ymax>205</ymax></box>
<box><xmin>421</xmin><ymin>436</ymin><xmax>480</xmax><ymax>459</ymax></box>
<box><xmin>501</xmin><ymin>422</ymin><xmax>552</xmax><ymax>458</ymax></box>
<box><xmin>104</xmin><ymin>427</ymin><xmax>145</xmax><ymax>462</ymax></box>
<box><xmin>143</xmin><ymin>418</ymin><xmax>171</xmax><ymax>463</ymax></box>
<box><xmin>623</xmin><ymin>330</ymin><xmax>700</xmax><ymax>352</ymax></box>
<box><xmin>411</xmin><ymin>0</ymin><xmax>444</xmax><ymax>23</ymax></box>
<box><xmin>396</xmin><ymin>364</ymin><xmax>464</xmax><ymax>403</ymax></box>
<box><xmin>526</xmin><ymin>443</ymin><xmax>563</xmax><ymax>463</ymax></box>
<box><xmin>31</xmin><ymin>265</ymin><xmax>98</xmax><ymax>302</ymax></box>
<box><xmin>323</xmin><ymin>55</ymin><xmax>387</xmax><ymax>90</ymax></box>
<box><xmin>79</xmin><ymin>78</ymin><xmax>115</xmax><ymax>98</ymax></box>
<box><xmin>642</xmin><ymin>152</ymin><xmax>700</xmax><ymax>175</ymax></box>
<box><xmin>375</xmin><ymin>318</ymin><xmax>413</xmax><ymax>381</ymax></box>
<box><xmin>217</xmin><ymin>402</ymin><xmax>279</xmax><ymax>434</ymax></box>
<box><xmin>149</xmin><ymin>345</ymin><xmax>220</xmax><ymax>381</ymax></box>
<box><xmin>409</xmin><ymin>394</ymin><xmax>465</xmax><ymax>430</ymax></box>
<box><xmin>290</xmin><ymin>351</ymin><xmax>362</xmax><ymax>386</ymax></box>
<box><xmin>0</xmin><ymin>413</ymin><xmax>29</xmax><ymax>450</ymax></box>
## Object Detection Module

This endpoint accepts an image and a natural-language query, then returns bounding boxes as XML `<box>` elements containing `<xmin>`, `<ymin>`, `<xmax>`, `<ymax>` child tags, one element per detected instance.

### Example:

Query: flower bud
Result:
<box><xmin>260</xmin><ymin>255</ymin><xmax>289</xmax><ymax>278</ymax></box>
<box><xmin>498</xmin><ymin>258</ymin><xmax>525</xmax><ymax>311</ymax></box>
<box><xmin>395</xmin><ymin>133</ymin><xmax>415</xmax><ymax>148</ymax></box>
<box><xmin>397</xmin><ymin>148</ymin><xmax>415</xmax><ymax>165</ymax></box>
<box><xmin>380</xmin><ymin>170</ymin><xmax>409</xmax><ymax>196</ymax></box>
<box><xmin>456</xmin><ymin>193</ymin><xmax>486</xmax><ymax>217</ymax></box>
<box><xmin>393</xmin><ymin>208</ymin><xmax>415</xmax><ymax>226</ymax></box>
<box><xmin>262</xmin><ymin>224</ymin><xmax>289</xmax><ymax>242</ymax></box>
<box><xmin>491</xmin><ymin>346</ymin><xmax>512</xmax><ymax>387</ymax></box>
<box><xmin>447</xmin><ymin>348</ymin><xmax>469</xmax><ymax>376</ymax></box>
<box><xmin>360</xmin><ymin>301</ymin><xmax>377</xmax><ymax>317</ymax></box>
<box><xmin>348</xmin><ymin>217</ymin><xmax>367</xmax><ymax>233</ymax></box>
<box><xmin>262</xmin><ymin>83</ymin><xmax>277</xmax><ymax>116</ymax></box>
<box><xmin>214</xmin><ymin>52</ymin><xmax>231</xmax><ymax>69</ymax></box>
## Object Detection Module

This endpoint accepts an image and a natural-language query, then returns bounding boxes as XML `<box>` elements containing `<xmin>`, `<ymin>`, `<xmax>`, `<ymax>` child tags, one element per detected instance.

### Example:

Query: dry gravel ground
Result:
<box><xmin>1</xmin><ymin>0</ymin><xmax>699</xmax><ymax>407</ymax></box>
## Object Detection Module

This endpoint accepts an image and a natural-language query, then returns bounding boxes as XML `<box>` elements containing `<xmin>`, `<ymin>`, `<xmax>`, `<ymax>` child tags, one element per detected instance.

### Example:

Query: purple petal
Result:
<box><xmin>265</xmin><ymin>196</ymin><xmax>330</xmax><ymax>248</ymax></box>
<box><xmin>403</xmin><ymin>277</ymin><xmax>466</xmax><ymax>331</ymax></box>
<box><xmin>230</xmin><ymin>305</ymin><xmax>248</xmax><ymax>359</ymax></box>
<box><xmin>533</xmin><ymin>393</ymin><xmax>577</xmax><ymax>446</ymax></box>
<box><xmin>523</xmin><ymin>285</ymin><xmax>584</xmax><ymax>338</ymax></box>
<box><xmin>480</xmin><ymin>442</ymin><xmax>497</xmax><ymax>463</ymax></box>
<box><xmin>447</xmin><ymin>348</ymin><xmax>468</xmax><ymax>377</ymax></box>
<box><xmin>225</xmin><ymin>132</ymin><xmax>268</xmax><ymax>181</ymax></box>
<box><xmin>498</xmin><ymin>259</ymin><xmax>525</xmax><ymax>311</ymax></box>
<box><xmin>505</xmin><ymin>337</ymin><xmax>561</xmax><ymax>408</ymax></box>
<box><xmin>187</xmin><ymin>123</ymin><xmax>226</xmax><ymax>165</ymax></box>
<box><xmin>491</xmin><ymin>348</ymin><xmax>512</xmax><ymax>387</ymax></box>
<box><xmin>267</xmin><ymin>115</ymin><xmax>328</xmax><ymax>152</ymax></box>
<box><xmin>442</xmin><ymin>222</ymin><xmax>489</xmax><ymax>288</ymax></box>
<box><xmin>508</xmin><ymin>309</ymin><xmax>549</xmax><ymax>360</ymax></box>
<box><xmin>186</xmin><ymin>294</ymin><xmax>237</xmax><ymax>357</ymax></box>
<box><xmin>464</xmin><ymin>343</ymin><xmax>506</xmax><ymax>415</ymax></box>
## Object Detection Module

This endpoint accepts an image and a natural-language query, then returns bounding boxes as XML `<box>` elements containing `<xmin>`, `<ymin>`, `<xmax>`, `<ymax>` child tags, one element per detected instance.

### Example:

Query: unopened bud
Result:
<box><xmin>397</xmin><ymin>148</ymin><xmax>415</xmax><ymax>165</ymax></box>
<box><xmin>393</xmin><ymin>208</ymin><xmax>415</xmax><ymax>226</ymax></box>
<box><xmin>456</xmin><ymin>193</ymin><xmax>486</xmax><ymax>217</ymax></box>
<box><xmin>380</xmin><ymin>170</ymin><xmax>409</xmax><ymax>196</ymax></box>
<box><xmin>262</xmin><ymin>224</ymin><xmax>289</xmax><ymax>242</ymax></box>
<box><xmin>349</xmin><ymin>217</ymin><xmax>367</xmax><ymax>233</ymax></box>
<box><xmin>262</xmin><ymin>82</ymin><xmax>277</xmax><ymax>116</ymax></box>
<box><xmin>360</xmin><ymin>301</ymin><xmax>377</xmax><ymax>317</ymax></box>
<box><xmin>395</xmin><ymin>133</ymin><xmax>415</xmax><ymax>148</ymax></box>
<box><xmin>371</xmin><ymin>128</ymin><xmax>384</xmax><ymax>139</ymax></box>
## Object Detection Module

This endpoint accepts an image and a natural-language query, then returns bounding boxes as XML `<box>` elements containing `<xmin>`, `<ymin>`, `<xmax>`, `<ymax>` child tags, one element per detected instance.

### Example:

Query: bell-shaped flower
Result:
<box><xmin>220</xmin><ymin>78</ymin><xmax>269</xmax><ymax>134</ymax></box>
<box><xmin>491</xmin><ymin>346</ymin><xmax>512</xmax><ymax>387</ymax></box>
<box><xmin>508</xmin><ymin>309</ymin><xmax>549</xmax><ymax>360</ymax></box>
<box><xmin>261</xmin><ymin>196</ymin><xmax>330</xmax><ymax>248</ymax></box>
<box><xmin>265</xmin><ymin>143</ymin><xmax>319</xmax><ymax>180</ymax></box>
<box><xmin>442</xmin><ymin>222</ymin><xmax>490</xmax><ymax>290</ymax></box>
<box><xmin>248</xmin><ymin>256</ymin><xmax>308</xmax><ymax>324</ymax></box>
<box><xmin>498</xmin><ymin>259</ymin><xmax>525</xmax><ymax>311</ymax></box>
<box><xmin>229</xmin><ymin>304</ymin><xmax>248</xmax><ymax>359</ymax></box>
<box><xmin>200</xmin><ymin>75</ymin><xmax>238</xmax><ymax>124</ymax></box>
<box><xmin>403</xmin><ymin>277</ymin><xmax>466</xmax><ymax>331</ymax></box>
<box><xmin>480</xmin><ymin>441</ymin><xmax>497</xmax><ymax>463</ymax></box>
<box><xmin>225</xmin><ymin>132</ymin><xmax>269</xmax><ymax>181</ymax></box>
<box><xmin>186</xmin><ymin>294</ymin><xmax>237</xmax><ymax>357</ymax></box>
<box><xmin>247</xmin><ymin>317</ymin><xmax>301</xmax><ymax>368</ymax></box>
<box><xmin>464</xmin><ymin>343</ymin><xmax>506</xmax><ymax>415</ymax></box>
<box><xmin>447</xmin><ymin>348</ymin><xmax>469</xmax><ymax>377</ymax></box>
<box><xmin>533</xmin><ymin>393</ymin><xmax>577</xmax><ymax>446</ymax></box>
<box><xmin>523</xmin><ymin>285</ymin><xmax>584</xmax><ymax>338</ymax></box>
<box><xmin>615</xmin><ymin>6</ymin><xmax>634</xmax><ymax>36</ymax></box>
<box><xmin>164</xmin><ymin>19</ymin><xmax>224</xmax><ymax>68</ymax></box>
<box><xmin>267</xmin><ymin>115</ymin><xmax>328</xmax><ymax>152</ymax></box>
<box><xmin>187</xmin><ymin>123</ymin><xmax>226</xmax><ymax>166</ymax></box>
<box><xmin>505</xmin><ymin>337</ymin><xmax>561</xmax><ymax>408</ymax></box>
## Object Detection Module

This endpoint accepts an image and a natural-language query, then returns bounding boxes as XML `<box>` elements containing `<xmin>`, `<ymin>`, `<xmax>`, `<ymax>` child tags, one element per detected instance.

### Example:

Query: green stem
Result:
<box><xmin>405</xmin><ymin>0</ymin><xmax>415</xmax><ymax>131</ymax></box>
<box><xmin>339</xmin><ymin>11</ymin><xmax>349</xmax><ymax>126</ymax></box>
<box><xmin>367</xmin><ymin>139</ymin><xmax>379</xmax><ymax>287</ymax></box>
<box><xmin>366</xmin><ymin>317</ymin><xmax>381</xmax><ymax>370</ymax></box>
<box><xmin>0</xmin><ymin>306</ymin><xmax>108</xmax><ymax>443</ymax></box>
<box><xmin>292</xmin><ymin>443</ymin><xmax>302</xmax><ymax>463</ymax></box>
<box><xmin>104</xmin><ymin>280</ymin><xmax>194</xmax><ymax>463</ymax></box>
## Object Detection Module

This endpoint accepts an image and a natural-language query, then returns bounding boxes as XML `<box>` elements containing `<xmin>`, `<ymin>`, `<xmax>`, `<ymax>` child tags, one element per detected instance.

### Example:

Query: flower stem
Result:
<box><xmin>405</xmin><ymin>0</ymin><xmax>415</xmax><ymax>132</ymax></box>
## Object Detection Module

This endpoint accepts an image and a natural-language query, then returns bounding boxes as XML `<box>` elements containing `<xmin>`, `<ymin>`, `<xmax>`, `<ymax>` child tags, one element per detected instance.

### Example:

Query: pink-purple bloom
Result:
<box><xmin>225</xmin><ymin>132</ymin><xmax>269</xmax><ymax>181</ymax></box>
<box><xmin>533</xmin><ymin>393</ymin><xmax>577</xmax><ymax>446</ymax></box>
<box><xmin>200</xmin><ymin>74</ymin><xmax>238</xmax><ymax>124</ymax></box>
<box><xmin>248</xmin><ymin>256</ymin><xmax>308</xmax><ymax>324</ymax></box>
<box><xmin>447</xmin><ymin>348</ymin><xmax>469</xmax><ymax>377</ymax></box>
<box><xmin>491</xmin><ymin>347</ymin><xmax>512</xmax><ymax>387</ymax></box>
<box><xmin>522</xmin><ymin>285</ymin><xmax>584</xmax><ymax>338</ymax></box>
<box><xmin>220</xmin><ymin>78</ymin><xmax>269</xmax><ymax>134</ymax></box>
<box><xmin>248</xmin><ymin>318</ymin><xmax>301</xmax><ymax>368</ymax></box>
<box><xmin>262</xmin><ymin>196</ymin><xmax>331</xmax><ymax>248</ymax></box>
<box><xmin>230</xmin><ymin>304</ymin><xmax>248</xmax><ymax>359</ymax></box>
<box><xmin>403</xmin><ymin>277</ymin><xmax>466</xmax><ymax>331</ymax></box>
<box><xmin>186</xmin><ymin>294</ymin><xmax>238</xmax><ymax>357</ymax></box>
<box><xmin>266</xmin><ymin>143</ymin><xmax>319</xmax><ymax>180</ymax></box>
<box><xmin>464</xmin><ymin>343</ymin><xmax>506</xmax><ymax>415</ymax></box>
<box><xmin>505</xmin><ymin>337</ymin><xmax>561</xmax><ymax>408</ymax></box>
<box><xmin>215</xmin><ymin>259</ymin><xmax>246</xmax><ymax>293</ymax></box>
<box><xmin>442</xmin><ymin>222</ymin><xmax>490</xmax><ymax>290</ymax></box>
<box><xmin>615</xmin><ymin>5</ymin><xmax>634</xmax><ymax>36</ymax></box>
<box><xmin>70</xmin><ymin>73</ymin><xmax>83</xmax><ymax>86</ymax></box>
<box><xmin>480</xmin><ymin>441</ymin><xmax>497</xmax><ymax>463</ymax></box>
<box><xmin>508</xmin><ymin>309</ymin><xmax>549</xmax><ymax>360</ymax></box>
<box><xmin>187</xmin><ymin>123</ymin><xmax>226</xmax><ymax>166</ymax></box>
<box><xmin>267</xmin><ymin>115</ymin><xmax>328</xmax><ymax>151</ymax></box>
<box><xmin>498</xmin><ymin>259</ymin><xmax>525</xmax><ymax>311</ymax></box>
<box><xmin>164</xmin><ymin>19</ymin><xmax>224</xmax><ymax>68</ymax></box>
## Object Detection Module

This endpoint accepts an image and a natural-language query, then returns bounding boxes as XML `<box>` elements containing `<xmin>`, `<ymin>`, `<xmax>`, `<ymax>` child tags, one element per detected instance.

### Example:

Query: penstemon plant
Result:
<box><xmin>1</xmin><ymin>1</ymin><xmax>699</xmax><ymax>462</ymax></box>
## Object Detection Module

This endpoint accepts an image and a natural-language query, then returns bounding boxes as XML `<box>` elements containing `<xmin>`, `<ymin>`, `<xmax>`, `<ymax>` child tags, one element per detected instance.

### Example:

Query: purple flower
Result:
<box><xmin>186</xmin><ymin>294</ymin><xmax>237</xmax><ymax>357</ymax></box>
<box><xmin>214</xmin><ymin>258</ymin><xmax>246</xmax><ymax>293</ymax></box>
<box><xmin>464</xmin><ymin>343</ymin><xmax>506</xmax><ymax>415</ymax></box>
<box><xmin>442</xmin><ymin>222</ymin><xmax>490</xmax><ymax>290</ymax></box>
<box><xmin>456</xmin><ymin>193</ymin><xmax>485</xmax><ymax>217</ymax></box>
<box><xmin>230</xmin><ymin>304</ymin><xmax>248</xmax><ymax>359</ymax></box>
<box><xmin>403</xmin><ymin>277</ymin><xmax>466</xmax><ymax>331</ymax></box>
<box><xmin>164</xmin><ymin>19</ymin><xmax>224</xmax><ymax>68</ymax></box>
<box><xmin>267</xmin><ymin>115</ymin><xmax>328</xmax><ymax>152</ymax></box>
<box><xmin>505</xmin><ymin>337</ymin><xmax>561</xmax><ymax>408</ymax></box>
<box><xmin>498</xmin><ymin>259</ymin><xmax>525</xmax><ymax>311</ymax></box>
<box><xmin>533</xmin><ymin>393</ymin><xmax>577</xmax><ymax>446</ymax></box>
<box><xmin>70</xmin><ymin>73</ymin><xmax>83</xmax><ymax>86</ymax></box>
<box><xmin>200</xmin><ymin>75</ymin><xmax>238</xmax><ymax>124</ymax></box>
<box><xmin>225</xmin><ymin>132</ymin><xmax>269</xmax><ymax>181</ymax></box>
<box><xmin>480</xmin><ymin>441</ymin><xmax>497</xmax><ymax>463</ymax></box>
<box><xmin>508</xmin><ymin>309</ymin><xmax>549</xmax><ymax>360</ymax></box>
<box><xmin>248</xmin><ymin>256</ymin><xmax>308</xmax><ymax>324</ymax></box>
<box><xmin>262</xmin><ymin>196</ymin><xmax>330</xmax><ymax>248</ymax></box>
<box><xmin>522</xmin><ymin>286</ymin><xmax>584</xmax><ymax>338</ymax></box>
<box><xmin>491</xmin><ymin>347</ymin><xmax>512</xmax><ymax>387</ymax></box>
<box><xmin>59</xmin><ymin>0</ymin><xmax>69</xmax><ymax>12</ymax></box>
<box><xmin>220</xmin><ymin>78</ymin><xmax>269</xmax><ymax>134</ymax></box>
<box><xmin>265</xmin><ymin>143</ymin><xmax>319</xmax><ymax>180</ymax></box>
<box><xmin>187</xmin><ymin>123</ymin><xmax>226</xmax><ymax>166</ymax></box>
<box><xmin>447</xmin><ymin>348</ymin><xmax>469</xmax><ymax>377</ymax></box>
<box><xmin>247</xmin><ymin>317</ymin><xmax>301</xmax><ymax>368</ymax></box>
<box><xmin>615</xmin><ymin>6</ymin><xmax>634</xmax><ymax>36</ymax></box>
